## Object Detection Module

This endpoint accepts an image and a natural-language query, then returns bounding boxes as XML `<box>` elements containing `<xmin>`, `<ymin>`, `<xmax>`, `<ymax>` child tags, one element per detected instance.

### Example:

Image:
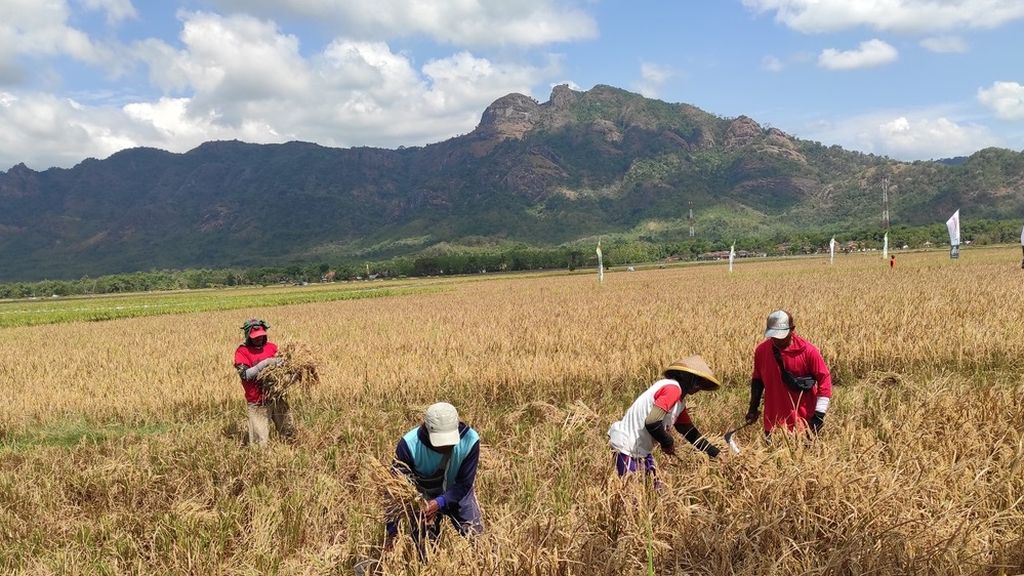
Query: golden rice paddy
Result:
<box><xmin>1</xmin><ymin>247</ymin><xmax>1022</xmax><ymax>574</ymax></box>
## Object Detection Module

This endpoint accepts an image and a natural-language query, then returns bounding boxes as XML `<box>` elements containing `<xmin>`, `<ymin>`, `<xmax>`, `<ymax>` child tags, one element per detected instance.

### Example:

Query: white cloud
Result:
<box><xmin>761</xmin><ymin>55</ymin><xmax>784</xmax><ymax>72</ymax></box>
<box><xmin>551</xmin><ymin>80</ymin><xmax>581</xmax><ymax>91</ymax></box>
<box><xmin>0</xmin><ymin>0</ymin><xmax>129</xmax><ymax>75</ymax></box>
<box><xmin>123</xmin><ymin>97</ymin><xmax>223</xmax><ymax>141</ymax></box>
<box><xmin>80</xmin><ymin>0</ymin><xmax>138</xmax><ymax>25</ymax></box>
<box><xmin>742</xmin><ymin>0</ymin><xmax>1024</xmax><ymax>34</ymax></box>
<box><xmin>633</xmin><ymin>62</ymin><xmax>673</xmax><ymax>98</ymax></box>
<box><xmin>801</xmin><ymin>109</ymin><xmax>999</xmax><ymax>160</ymax></box>
<box><xmin>818</xmin><ymin>39</ymin><xmax>897</xmax><ymax>70</ymax></box>
<box><xmin>0</xmin><ymin>10</ymin><xmax>555</xmax><ymax>169</ymax></box>
<box><xmin>203</xmin><ymin>0</ymin><xmax>598</xmax><ymax>46</ymax></box>
<box><xmin>919</xmin><ymin>36</ymin><xmax>968</xmax><ymax>53</ymax></box>
<box><xmin>0</xmin><ymin>91</ymin><xmax>142</xmax><ymax>168</ymax></box>
<box><xmin>138</xmin><ymin>11</ymin><xmax>313</xmax><ymax>116</ymax></box>
<box><xmin>977</xmin><ymin>81</ymin><xmax>1024</xmax><ymax>120</ymax></box>
<box><xmin>0</xmin><ymin>40</ymin><xmax>23</xmax><ymax>85</ymax></box>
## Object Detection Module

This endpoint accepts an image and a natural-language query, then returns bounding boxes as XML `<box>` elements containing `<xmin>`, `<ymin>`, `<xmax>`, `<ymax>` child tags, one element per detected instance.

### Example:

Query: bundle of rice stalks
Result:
<box><xmin>864</xmin><ymin>370</ymin><xmax>905</xmax><ymax>388</ymax></box>
<box><xmin>502</xmin><ymin>401</ymin><xmax>565</xmax><ymax>426</ymax></box>
<box><xmin>259</xmin><ymin>341</ymin><xmax>321</xmax><ymax>399</ymax></box>
<box><xmin>366</xmin><ymin>457</ymin><xmax>422</xmax><ymax>523</ymax></box>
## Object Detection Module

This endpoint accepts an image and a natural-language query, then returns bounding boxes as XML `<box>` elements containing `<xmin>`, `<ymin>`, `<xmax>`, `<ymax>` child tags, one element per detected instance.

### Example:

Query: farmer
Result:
<box><xmin>745</xmin><ymin>310</ymin><xmax>832</xmax><ymax>435</ymax></box>
<box><xmin>608</xmin><ymin>356</ymin><xmax>722</xmax><ymax>478</ymax></box>
<box><xmin>385</xmin><ymin>402</ymin><xmax>483</xmax><ymax>550</ymax></box>
<box><xmin>233</xmin><ymin>318</ymin><xmax>293</xmax><ymax>446</ymax></box>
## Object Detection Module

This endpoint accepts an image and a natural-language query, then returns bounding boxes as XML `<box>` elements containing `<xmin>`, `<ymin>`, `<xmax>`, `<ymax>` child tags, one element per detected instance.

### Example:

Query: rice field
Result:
<box><xmin>1</xmin><ymin>247</ymin><xmax>1022</xmax><ymax>575</ymax></box>
<box><xmin>0</xmin><ymin>282</ymin><xmax>441</xmax><ymax>328</ymax></box>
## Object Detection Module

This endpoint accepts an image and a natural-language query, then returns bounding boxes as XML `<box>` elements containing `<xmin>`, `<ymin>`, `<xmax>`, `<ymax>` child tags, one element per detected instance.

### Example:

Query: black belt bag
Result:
<box><xmin>772</xmin><ymin>347</ymin><xmax>816</xmax><ymax>392</ymax></box>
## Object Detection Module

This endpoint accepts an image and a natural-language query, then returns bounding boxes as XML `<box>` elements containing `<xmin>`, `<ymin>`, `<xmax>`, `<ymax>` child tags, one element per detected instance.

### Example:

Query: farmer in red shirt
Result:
<box><xmin>233</xmin><ymin>318</ymin><xmax>293</xmax><ymax>446</ymax></box>
<box><xmin>745</xmin><ymin>310</ymin><xmax>832</xmax><ymax>435</ymax></box>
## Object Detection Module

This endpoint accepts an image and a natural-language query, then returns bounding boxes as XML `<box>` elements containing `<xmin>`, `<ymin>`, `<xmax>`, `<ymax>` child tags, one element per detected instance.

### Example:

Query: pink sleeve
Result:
<box><xmin>652</xmin><ymin>384</ymin><xmax>682</xmax><ymax>412</ymax></box>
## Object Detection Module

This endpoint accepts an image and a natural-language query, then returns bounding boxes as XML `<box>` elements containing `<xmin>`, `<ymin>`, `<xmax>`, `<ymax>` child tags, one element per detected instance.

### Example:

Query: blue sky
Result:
<box><xmin>1</xmin><ymin>0</ymin><xmax>1022</xmax><ymax>170</ymax></box>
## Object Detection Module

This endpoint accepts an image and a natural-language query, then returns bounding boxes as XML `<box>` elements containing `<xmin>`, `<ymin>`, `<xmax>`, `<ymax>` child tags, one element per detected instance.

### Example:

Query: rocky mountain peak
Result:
<box><xmin>549</xmin><ymin>84</ymin><xmax>580</xmax><ymax>109</ymax></box>
<box><xmin>476</xmin><ymin>93</ymin><xmax>542</xmax><ymax>141</ymax></box>
<box><xmin>725</xmin><ymin>115</ymin><xmax>764</xmax><ymax>149</ymax></box>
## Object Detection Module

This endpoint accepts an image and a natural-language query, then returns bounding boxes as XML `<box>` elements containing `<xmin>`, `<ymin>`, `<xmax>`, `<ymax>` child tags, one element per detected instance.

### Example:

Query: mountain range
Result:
<box><xmin>1</xmin><ymin>84</ymin><xmax>1023</xmax><ymax>281</ymax></box>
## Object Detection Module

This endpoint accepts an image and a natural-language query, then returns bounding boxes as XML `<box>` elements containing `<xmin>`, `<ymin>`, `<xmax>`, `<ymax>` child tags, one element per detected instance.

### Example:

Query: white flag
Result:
<box><xmin>946</xmin><ymin>210</ymin><xmax>961</xmax><ymax>246</ymax></box>
<box><xmin>596</xmin><ymin>242</ymin><xmax>604</xmax><ymax>283</ymax></box>
<box><xmin>829</xmin><ymin>236</ymin><xmax>836</xmax><ymax>265</ymax></box>
<box><xmin>882</xmin><ymin>232</ymin><xmax>888</xmax><ymax>259</ymax></box>
<box><xmin>1019</xmin><ymin>223</ymin><xmax>1023</xmax><ymax>246</ymax></box>
<box><xmin>728</xmin><ymin>243</ymin><xmax>735</xmax><ymax>273</ymax></box>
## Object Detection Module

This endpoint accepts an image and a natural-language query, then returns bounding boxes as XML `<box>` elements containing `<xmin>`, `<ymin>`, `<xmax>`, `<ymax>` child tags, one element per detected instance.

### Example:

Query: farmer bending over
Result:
<box><xmin>608</xmin><ymin>356</ymin><xmax>722</xmax><ymax>479</ymax></box>
<box><xmin>746</xmin><ymin>310</ymin><xmax>833</xmax><ymax>436</ymax></box>
<box><xmin>385</xmin><ymin>402</ymin><xmax>483</xmax><ymax>550</ymax></box>
<box><xmin>233</xmin><ymin>318</ymin><xmax>293</xmax><ymax>446</ymax></box>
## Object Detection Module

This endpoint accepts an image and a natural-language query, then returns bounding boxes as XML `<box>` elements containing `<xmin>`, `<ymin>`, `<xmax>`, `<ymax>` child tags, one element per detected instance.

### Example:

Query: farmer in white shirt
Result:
<box><xmin>608</xmin><ymin>356</ymin><xmax>722</xmax><ymax>478</ymax></box>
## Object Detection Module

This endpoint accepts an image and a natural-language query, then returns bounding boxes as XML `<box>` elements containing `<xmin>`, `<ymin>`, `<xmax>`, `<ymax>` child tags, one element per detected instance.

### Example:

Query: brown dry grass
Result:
<box><xmin>1</xmin><ymin>247</ymin><xmax>1022</xmax><ymax>575</ymax></box>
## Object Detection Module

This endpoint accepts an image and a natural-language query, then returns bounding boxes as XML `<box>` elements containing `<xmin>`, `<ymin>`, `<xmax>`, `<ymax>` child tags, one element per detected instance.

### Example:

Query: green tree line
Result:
<box><xmin>2</xmin><ymin>219</ymin><xmax>1020</xmax><ymax>299</ymax></box>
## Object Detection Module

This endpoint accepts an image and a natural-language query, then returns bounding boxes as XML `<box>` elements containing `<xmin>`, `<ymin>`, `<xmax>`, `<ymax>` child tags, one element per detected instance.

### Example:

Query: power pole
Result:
<box><xmin>882</xmin><ymin>176</ymin><xmax>890</xmax><ymax>230</ymax></box>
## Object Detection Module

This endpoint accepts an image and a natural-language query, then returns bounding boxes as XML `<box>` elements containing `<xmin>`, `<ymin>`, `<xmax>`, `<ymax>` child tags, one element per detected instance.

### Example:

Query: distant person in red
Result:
<box><xmin>233</xmin><ymin>318</ymin><xmax>292</xmax><ymax>446</ymax></box>
<box><xmin>889</xmin><ymin>255</ymin><xmax>896</xmax><ymax>268</ymax></box>
<box><xmin>745</xmin><ymin>310</ymin><xmax>832</xmax><ymax>436</ymax></box>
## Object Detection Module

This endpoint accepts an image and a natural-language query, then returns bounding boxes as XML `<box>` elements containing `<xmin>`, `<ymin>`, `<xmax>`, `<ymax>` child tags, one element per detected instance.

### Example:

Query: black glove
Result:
<box><xmin>675</xmin><ymin>423</ymin><xmax>720</xmax><ymax>459</ymax></box>
<box><xmin>747</xmin><ymin>379</ymin><xmax>764</xmax><ymax>423</ymax></box>
<box><xmin>809</xmin><ymin>411</ymin><xmax>826</xmax><ymax>433</ymax></box>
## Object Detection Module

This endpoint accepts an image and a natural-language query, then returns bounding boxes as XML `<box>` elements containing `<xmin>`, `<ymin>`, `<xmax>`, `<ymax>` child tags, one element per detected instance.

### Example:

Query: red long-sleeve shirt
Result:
<box><xmin>234</xmin><ymin>342</ymin><xmax>278</xmax><ymax>404</ymax></box>
<box><xmin>752</xmin><ymin>334</ymin><xmax>832</xmax><ymax>433</ymax></box>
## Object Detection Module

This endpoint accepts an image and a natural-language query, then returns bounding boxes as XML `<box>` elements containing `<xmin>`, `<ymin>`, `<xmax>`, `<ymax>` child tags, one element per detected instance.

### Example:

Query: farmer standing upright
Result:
<box><xmin>745</xmin><ymin>310</ymin><xmax>833</xmax><ymax>435</ymax></box>
<box><xmin>608</xmin><ymin>356</ymin><xmax>722</xmax><ymax>479</ymax></box>
<box><xmin>233</xmin><ymin>318</ymin><xmax>293</xmax><ymax>446</ymax></box>
<box><xmin>385</xmin><ymin>402</ymin><xmax>483</xmax><ymax>550</ymax></box>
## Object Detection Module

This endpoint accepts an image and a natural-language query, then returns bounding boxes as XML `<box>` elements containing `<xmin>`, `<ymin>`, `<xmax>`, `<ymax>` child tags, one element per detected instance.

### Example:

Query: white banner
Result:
<box><xmin>1019</xmin><ymin>223</ymin><xmax>1023</xmax><ymax>246</ymax></box>
<box><xmin>829</xmin><ymin>236</ymin><xmax>836</xmax><ymax>265</ymax></box>
<box><xmin>728</xmin><ymin>243</ymin><xmax>735</xmax><ymax>273</ymax></box>
<box><xmin>882</xmin><ymin>232</ymin><xmax>888</xmax><ymax>259</ymax></box>
<box><xmin>946</xmin><ymin>209</ymin><xmax>961</xmax><ymax>246</ymax></box>
<box><xmin>596</xmin><ymin>242</ymin><xmax>604</xmax><ymax>283</ymax></box>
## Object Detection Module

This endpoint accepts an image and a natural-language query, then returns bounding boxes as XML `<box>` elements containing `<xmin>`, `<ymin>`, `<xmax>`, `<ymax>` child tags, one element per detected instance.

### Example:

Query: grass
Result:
<box><xmin>0</xmin><ymin>282</ymin><xmax>443</xmax><ymax>328</ymax></box>
<box><xmin>1</xmin><ymin>247</ymin><xmax>1022</xmax><ymax>574</ymax></box>
<box><xmin>0</xmin><ymin>419</ymin><xmax>172</xmax><ymax>452</ymax></box>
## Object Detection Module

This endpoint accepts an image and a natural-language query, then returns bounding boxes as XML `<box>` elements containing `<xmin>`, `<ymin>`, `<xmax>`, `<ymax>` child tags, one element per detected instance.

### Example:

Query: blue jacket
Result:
<box><xmin>395</xmin><ymin>422</ymin><xmax>480</xmax><ymax>510</ymax></box>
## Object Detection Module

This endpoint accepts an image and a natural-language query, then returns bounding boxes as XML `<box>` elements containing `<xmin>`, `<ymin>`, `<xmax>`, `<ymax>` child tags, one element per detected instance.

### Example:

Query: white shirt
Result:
<box><xmin>608</xmin><ymin>378</ymin><xmax>684</xmax><ymax>458</ymax></box>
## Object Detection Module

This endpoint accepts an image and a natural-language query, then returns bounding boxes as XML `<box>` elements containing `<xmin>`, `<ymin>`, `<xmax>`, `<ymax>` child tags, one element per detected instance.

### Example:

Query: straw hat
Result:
<box><xmin>663</xmin><ymin>355</ymin><xmax>721</xmax><ymax>390</ymax></box>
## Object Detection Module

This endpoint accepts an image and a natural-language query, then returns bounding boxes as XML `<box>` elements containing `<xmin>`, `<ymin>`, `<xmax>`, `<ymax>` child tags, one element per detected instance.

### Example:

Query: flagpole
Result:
<box><xmin>946</xmin><ymin>209</ymin><xmax>960</xmax><ymax>259</ymax></box>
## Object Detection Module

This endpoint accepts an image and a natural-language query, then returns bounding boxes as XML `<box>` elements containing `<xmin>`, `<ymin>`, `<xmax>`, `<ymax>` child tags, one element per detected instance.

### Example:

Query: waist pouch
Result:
<box><xmin>789</xmin><ymin>375</ymin><xmax>817</xmax><ymax>392</ymax></box>
<box><xmin>773</xmin><ymin>347</ymin><xmax>816</xmax><ymax>392</ymax></box>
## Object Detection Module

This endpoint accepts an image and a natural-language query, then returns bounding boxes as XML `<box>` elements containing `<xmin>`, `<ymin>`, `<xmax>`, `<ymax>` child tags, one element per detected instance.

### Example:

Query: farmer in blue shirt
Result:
<box><xmin>385</xmin><ymin>402</ymin><xmax>483</xmax><ymax>549</ymax></box>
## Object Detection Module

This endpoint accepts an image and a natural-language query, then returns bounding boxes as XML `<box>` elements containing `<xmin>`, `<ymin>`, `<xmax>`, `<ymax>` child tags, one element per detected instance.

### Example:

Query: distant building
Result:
<box><xmin>697</xmin><ymin>249</ymin><xmax>760</xmax><ymax>261</ymax></box>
